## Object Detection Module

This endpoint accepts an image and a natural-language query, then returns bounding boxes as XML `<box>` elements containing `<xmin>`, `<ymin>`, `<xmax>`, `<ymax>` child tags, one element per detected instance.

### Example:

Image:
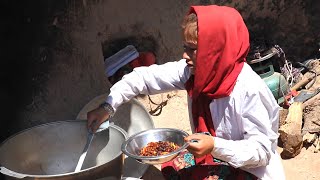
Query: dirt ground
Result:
<box><xmin>136</xmin><ymin>90</ymin><xmax>320</xmax><ymax>180</ymax></box>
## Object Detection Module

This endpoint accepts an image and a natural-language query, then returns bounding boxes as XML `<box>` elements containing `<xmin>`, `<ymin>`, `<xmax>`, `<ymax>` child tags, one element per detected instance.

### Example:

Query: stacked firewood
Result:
<box><xmin>279</xmin><ymin>59</ymin><xmax>320</xmax><ymax>158</ymax></box>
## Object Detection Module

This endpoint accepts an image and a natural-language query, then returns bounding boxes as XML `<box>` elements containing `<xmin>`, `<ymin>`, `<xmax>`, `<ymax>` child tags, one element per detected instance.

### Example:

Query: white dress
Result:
<box><xmin>105</xmin><ymin>59</ymin><xmax>286</xmax><ymax>180</ymax></box>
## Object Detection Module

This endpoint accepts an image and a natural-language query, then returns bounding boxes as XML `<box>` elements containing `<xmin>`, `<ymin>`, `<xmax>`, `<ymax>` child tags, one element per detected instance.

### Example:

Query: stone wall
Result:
<box><xmin>1</xmin><ymin>0</ymin><xmax>319</xmax><ymax>141</ymax></box>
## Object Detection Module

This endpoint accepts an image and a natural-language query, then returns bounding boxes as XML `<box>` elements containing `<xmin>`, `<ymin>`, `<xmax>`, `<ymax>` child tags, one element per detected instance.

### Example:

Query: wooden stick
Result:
<box><xmin>290</xmin><ymin>76</ymin><xmax>315</xmax><ymax>91</ymax></box>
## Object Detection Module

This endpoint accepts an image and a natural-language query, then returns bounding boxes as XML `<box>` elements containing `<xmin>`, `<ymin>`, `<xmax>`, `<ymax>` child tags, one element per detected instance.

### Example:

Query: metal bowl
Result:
<box><xmin>121</xmin><ymin>128</ymin><xmax>189</xmax><ymax>165</ymax></box>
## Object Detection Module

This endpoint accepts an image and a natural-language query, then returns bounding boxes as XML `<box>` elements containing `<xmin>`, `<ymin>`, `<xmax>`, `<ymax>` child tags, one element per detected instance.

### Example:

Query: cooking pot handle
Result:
<box><xmin>0</xmin><ymin>166</ymin><xmax>27</xmax><ymax>179</ymax></box>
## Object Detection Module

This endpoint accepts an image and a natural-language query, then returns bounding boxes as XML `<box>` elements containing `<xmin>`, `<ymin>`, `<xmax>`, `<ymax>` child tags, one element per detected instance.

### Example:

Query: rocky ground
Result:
<box><xmin>137</xmin><ymin>90</ymin><xmax>320</xmax><ymax>180</ymax></box>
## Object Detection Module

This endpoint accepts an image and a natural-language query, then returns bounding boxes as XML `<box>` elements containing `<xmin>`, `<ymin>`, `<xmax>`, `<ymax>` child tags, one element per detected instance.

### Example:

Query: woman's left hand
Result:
<box><xmin>184</xmin><ymin>133</ymin><xmax>215</xmax><ymax>158</ymax></box>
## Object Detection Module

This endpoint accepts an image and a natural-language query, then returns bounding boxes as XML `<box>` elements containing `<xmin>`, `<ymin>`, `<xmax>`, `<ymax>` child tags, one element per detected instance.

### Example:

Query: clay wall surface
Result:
<box><xmin>1</xmin><ymin>0</ymin><xmax>319</xmax><ymax>140</ymax></box>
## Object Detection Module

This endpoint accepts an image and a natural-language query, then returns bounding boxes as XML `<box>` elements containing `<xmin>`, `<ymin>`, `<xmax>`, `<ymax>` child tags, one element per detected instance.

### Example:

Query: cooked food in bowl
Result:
<box><xmin>139</xmin><ymin>141</ymin><xmax>180</xmax><ymax>156</ymax></box>
<box><xmin>121</xmin><ymin>128</ymin><xmax>190</xmax><ymax>165</ymax></box>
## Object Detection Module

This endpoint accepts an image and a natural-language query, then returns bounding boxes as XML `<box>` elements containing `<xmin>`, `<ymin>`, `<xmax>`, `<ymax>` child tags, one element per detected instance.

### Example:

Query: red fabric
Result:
<box><xmin>185</xmin><ymin>5</ymin><xmax>250</xmax><ymax>162</ymax></box>
<box><xmin>185</xmin><ymin>5</ymin><xmax>249</xmax><ymax>135</ymax></box>
<box><xmin>129</xmin><ymin>52</ymin><xmax>156</xmax><ymax>68</ymax></box>
<box><xmin>161</xmin><ymin>151</ymin><xmax>257</xmax><ymax>180</ymax></box>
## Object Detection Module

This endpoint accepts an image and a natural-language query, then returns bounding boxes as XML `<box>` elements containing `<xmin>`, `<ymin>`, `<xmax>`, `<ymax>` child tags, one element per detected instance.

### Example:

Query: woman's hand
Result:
<box><xmin>87</xmin><ymin>107</ymin><xmax>110</xmax><ymax>132</ymax></box>
<box><xmin>184</xmin><ymin>133</ymin><xmax>215</xmax><ymax>158</ymax></box>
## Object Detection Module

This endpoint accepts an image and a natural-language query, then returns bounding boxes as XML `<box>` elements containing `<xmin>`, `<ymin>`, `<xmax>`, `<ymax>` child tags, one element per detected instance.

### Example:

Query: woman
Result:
<box><xmin>87</xmin><ymin>5</ymin><xmax>285</xmax><ymax>180</ymax></box>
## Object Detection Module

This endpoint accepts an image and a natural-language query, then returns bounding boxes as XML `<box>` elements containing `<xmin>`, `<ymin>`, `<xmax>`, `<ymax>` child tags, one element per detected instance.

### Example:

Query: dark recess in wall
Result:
<box><xmin>102</xmin><ymin>36</ymin><xmax>159</xmax><ymax>59</ymax></box>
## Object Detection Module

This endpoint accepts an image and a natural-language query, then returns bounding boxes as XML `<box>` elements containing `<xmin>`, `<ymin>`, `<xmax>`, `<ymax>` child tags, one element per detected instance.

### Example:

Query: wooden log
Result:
<box><xmin>290</xmin><ymin>76</ymin><xmax>315</xmax><ymax>91</ymax></box>
<box><xmin>279</xmin><ymin>102</ymin><xmax>304</xmax><ymax>158</ymax></box>
<box><xmin>302</xmin><ymin>93</ymin><xmax>320</xmax><ymax>135</ymax></box>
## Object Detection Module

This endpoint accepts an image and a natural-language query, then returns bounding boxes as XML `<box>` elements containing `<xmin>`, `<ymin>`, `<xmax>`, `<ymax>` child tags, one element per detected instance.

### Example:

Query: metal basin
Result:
<box><xmin>0</xmin><ymin>121</ymin><xmax>127</xmax><ymax>180</ymax></box>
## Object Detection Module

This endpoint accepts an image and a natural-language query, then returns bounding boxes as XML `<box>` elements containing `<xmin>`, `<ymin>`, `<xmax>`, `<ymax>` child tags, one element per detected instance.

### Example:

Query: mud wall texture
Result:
<box><xmin>1</xmin><ymin>0</ymin><xmax>319</xmax><ymax>141</ymax></box>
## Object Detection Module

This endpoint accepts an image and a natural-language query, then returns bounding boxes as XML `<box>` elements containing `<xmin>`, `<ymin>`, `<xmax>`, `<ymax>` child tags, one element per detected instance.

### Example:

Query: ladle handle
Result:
<box><xmin>74</xmin><ymin>132</ymin><xmax>94</xmax><ymax>172</ymax></box>
<box><xmin>0</xmin><ymin>166</ymin><xmax>27</xmax><ymax>179</ymax></box>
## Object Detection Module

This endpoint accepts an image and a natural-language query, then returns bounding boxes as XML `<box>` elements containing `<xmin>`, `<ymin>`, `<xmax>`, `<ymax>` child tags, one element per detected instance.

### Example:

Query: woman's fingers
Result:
<box><xmin>92</xmin><ymin>120</ymin><xmax>101</xmax><ymax>133</ymax></box>
<box><xmin>185</xmin><ymin>133</ymin><xmax>202</xmax><ymax>144</ymax></box>
<box><xmin>87</xmin><ymin>107</ymin><xmax>110</xmax><ymax>132</ymax></box>
<box><xmin>185</xmin><ymin>134</ymin><xmax>215</xmax><ymax>157</ymax></box>
<box><xmin>87</xmin><ymin>112</ymin><xmax>96</xmax><ymax>130</ymax></box>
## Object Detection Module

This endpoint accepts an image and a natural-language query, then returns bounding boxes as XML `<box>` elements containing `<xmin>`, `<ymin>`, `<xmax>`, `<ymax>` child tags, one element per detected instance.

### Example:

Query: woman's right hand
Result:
<box><xmin>87</xmin><ymin>107</ymin><xmax>110</xmax><ymax>133</ymax></box>
<box><xmin>185</xmin><ymin>133</ymin><xmax>215</xmax><ymax>158</ymax></box>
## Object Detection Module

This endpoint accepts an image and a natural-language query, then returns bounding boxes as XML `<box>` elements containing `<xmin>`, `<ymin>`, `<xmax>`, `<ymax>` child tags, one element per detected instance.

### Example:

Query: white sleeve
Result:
<box><xmin>212</xmin><ymin>89</ymin><xmax>279</xmax><ymax>169</ymax></box>
<box><xmin>105</xmin><ymin>59</ymin><xmax>191</xmax><ymax>111</ymax></box>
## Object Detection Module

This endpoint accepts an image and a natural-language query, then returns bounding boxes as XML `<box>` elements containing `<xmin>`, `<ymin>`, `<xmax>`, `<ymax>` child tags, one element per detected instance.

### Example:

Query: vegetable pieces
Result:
<box><xmin>139</xmin><ymin>141</ymin><xmax>180</xmax><ymax>156</ymax></box>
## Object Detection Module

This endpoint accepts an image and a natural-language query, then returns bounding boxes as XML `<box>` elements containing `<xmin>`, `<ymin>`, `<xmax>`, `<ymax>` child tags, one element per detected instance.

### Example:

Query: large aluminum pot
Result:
<box><xmin>0</xmin><ymin>120</ymin><xmax>127</xmax><ymax>180</ymax></box>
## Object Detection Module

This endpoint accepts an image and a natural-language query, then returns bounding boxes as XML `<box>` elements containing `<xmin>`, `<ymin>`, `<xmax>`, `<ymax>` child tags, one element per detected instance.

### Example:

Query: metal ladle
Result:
<box><xmin>74</xmin><ymin>121</ymin><xmax>114</xmax><ymax>172</ymax></box>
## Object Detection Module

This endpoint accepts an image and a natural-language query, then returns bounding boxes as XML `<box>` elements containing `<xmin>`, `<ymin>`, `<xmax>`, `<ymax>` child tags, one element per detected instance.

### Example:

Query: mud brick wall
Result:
<box><xmin>1</xmin><ymin>0</ymin><xmax>319</xmax><ymax>141</ymax></box>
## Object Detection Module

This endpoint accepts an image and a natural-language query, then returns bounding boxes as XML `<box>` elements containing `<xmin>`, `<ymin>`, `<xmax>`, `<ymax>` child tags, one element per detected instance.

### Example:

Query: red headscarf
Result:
<box><xmin>185</xmin><ymin>5</ymin><xmax>250</xmax><ymax>135</ymax></box>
